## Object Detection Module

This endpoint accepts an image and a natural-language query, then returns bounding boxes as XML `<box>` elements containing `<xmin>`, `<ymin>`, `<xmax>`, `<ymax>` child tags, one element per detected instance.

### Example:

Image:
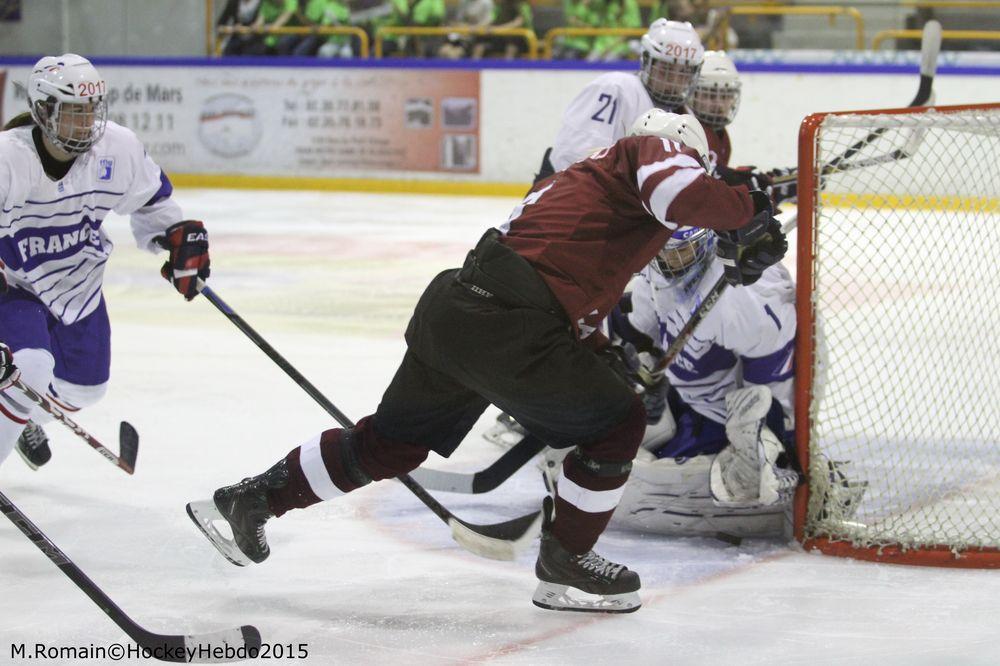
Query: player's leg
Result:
<box><xmin>19</xmin><ymin>296</ymin><xmax>113</xmax><ymax>468</ymax></box>
<box><xmin>0</xmin><ymin>290</ymin><xmax>56</xmax><ymax>468</ymax></box>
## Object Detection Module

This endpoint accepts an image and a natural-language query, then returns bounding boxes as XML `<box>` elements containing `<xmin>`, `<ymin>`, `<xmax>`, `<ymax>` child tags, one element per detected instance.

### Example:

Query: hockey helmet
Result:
<box><xmin>690</xmin><ymin>51</ymin><xmax>741</xmax><ymax>129</ymax></box>
<box><xmin>654</xmin><ymin>225</ymin><xmax>716</xmax><ymax>285</ymax></box>
<box><xmin>27</xmin><ymin>54</ymin><xmax>108</xmax><ymax>156</ymax></box>
<box><xmin>639</xmin><ymin>19</ymin><xmax>705</xmax><ymax>108</ymax></box>
<box><xmin>629</xmin><ymin>108</ymin><xmax>710</xmax><ymax>170</ymax></box>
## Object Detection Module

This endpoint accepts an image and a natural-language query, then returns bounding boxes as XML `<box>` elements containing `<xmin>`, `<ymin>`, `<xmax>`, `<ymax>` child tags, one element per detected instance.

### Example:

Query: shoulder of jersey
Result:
<box><xmin>97</xmin><ymin>120</ymin><xmax>142</xmax><ymax>151</ymax></box>
<box><xmin>0</xmin><ymin>125</ymin><xmax>36</xmax><ymax>160</ymax></box>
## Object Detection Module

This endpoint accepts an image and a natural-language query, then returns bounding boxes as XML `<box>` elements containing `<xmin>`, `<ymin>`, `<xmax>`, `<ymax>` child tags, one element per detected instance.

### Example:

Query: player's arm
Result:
<box><xmin>718</xmin><ymin>270</ymin><xmax>797</xmax><ymax>421</ymax></box>
<box><xmin>550</xmin><ymin>79</ymin><xmax>631</xmax><ymax>172</ymax></box>
<box><xmin>113</xmin><ymin>129</ymin><xmax>210</xmax><ymax>300</ymax></box>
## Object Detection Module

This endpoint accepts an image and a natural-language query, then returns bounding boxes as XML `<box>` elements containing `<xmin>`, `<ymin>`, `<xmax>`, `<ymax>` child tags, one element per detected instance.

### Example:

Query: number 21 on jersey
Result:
<box><xmin>591</xmin><ymin>94</ymin><xmax>618</xmax><ymax>125</ymax></box>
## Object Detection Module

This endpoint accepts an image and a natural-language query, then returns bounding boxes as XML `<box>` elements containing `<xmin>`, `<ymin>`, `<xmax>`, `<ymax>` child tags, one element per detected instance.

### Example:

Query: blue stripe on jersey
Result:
<box><xmin>11</xmin><ymin>204</ymin><xmax>113</xmax><ymax>224</ymax></box>
<box><xmin>8</xmin><ymin>215</ymin><xmax>106</xmax><ymax>272</ymax></box>
<box><xmin>143</xmin><ymin>170</ymin><xmax>173</xmax><ymax>207</ymax></box>
<box><xmin>25</xmin><ymin>189</ymin><xmax>125</xmax><ymax>207</ymax></box>
<box><xmin>668</xmin><ymin>336</ymin><xmax>737</xmax><ymax>382</ymax></box>
<box><xmin>52</xmin><ymin>257</ymin><xmax>109</xmax><ymax>320</ymax></box>
<box><xmin>742</xmin><ymin>338</ymin><xmax>795</xmax><ymax>385</ymax></box>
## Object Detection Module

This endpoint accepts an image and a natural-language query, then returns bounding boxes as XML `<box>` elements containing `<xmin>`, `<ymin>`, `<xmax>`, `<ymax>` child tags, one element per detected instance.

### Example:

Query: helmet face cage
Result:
<box><xmin>690</xmin><ymin>80</ymin><xmax>741</xmax><ymax>129</ymax></box>
<box><xmin>28</xmin><ymin>55</ymin><xmax>109</xmax><ymax>156</ymax></box>
<box><xmin>640</xmin><ymin>56</ymin><xmax>701</xmax><ymax>108</ymax></box>
<box><xmin>652</xmin><ymin>226</ymin><xmax>716</xmax><ymax>289</ymax></box>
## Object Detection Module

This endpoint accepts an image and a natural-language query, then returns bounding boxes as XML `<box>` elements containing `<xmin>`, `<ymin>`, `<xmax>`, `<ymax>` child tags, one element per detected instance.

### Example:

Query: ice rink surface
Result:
<box><xmin>2</xmin><ymin>189</ymin><xmax>998</xmax><ymax>665</ymax></box>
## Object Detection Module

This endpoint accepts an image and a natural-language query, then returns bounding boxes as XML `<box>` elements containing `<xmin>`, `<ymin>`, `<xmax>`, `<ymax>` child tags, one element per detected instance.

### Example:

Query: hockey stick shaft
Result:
<box><xmin>196</xmin><ymin>283</ymin><xmax>541</xmax><ymax>558</ymax></box>
<box><xmin>0</xmin><ymin>489</ymin><xmax>260</xmax><ymax>663</ymax></box>
<box><xmin>771</xmin><ymin>20</ymin><xmax>941</xmax><ymax>185</ymax></box>
<box><xmin>10</xmin><ymin>378</ymin><xmax>137</xmax><ymax>474</ymax></box>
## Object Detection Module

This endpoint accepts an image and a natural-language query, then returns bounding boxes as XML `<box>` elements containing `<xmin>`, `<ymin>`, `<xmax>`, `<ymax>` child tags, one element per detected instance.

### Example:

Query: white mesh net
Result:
<box><xmin>802</xmin><ymin>104</ymin><xmax>1000</xmax><ymax>556</ymax></box>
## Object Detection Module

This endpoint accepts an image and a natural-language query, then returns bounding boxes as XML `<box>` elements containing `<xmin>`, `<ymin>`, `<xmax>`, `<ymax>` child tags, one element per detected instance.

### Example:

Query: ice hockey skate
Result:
<box><xmin>15</xmin><ymin>421</ymin><xmax>51</xmax><ymax>470</ymax></box>
<box><xmin>532</xmin><ymin>499</ymin><xmax>641</xmax><ymax>613</ymax></box>
<box><xmin>186</xmin><ymin>460</ymin><xmax>289</xmax><ymax>567</ymax></box>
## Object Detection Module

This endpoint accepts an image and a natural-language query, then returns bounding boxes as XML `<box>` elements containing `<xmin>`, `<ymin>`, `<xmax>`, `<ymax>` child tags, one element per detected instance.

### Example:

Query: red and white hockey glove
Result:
<box><xmin>159</xmin><ymin>220</ymin><xmax>210</xmax><ymax>300</ymax></box>
<box><xmin>0</xmin><ymin>342</ymin><xmax>20</xmax><ymax>391</ymax></box>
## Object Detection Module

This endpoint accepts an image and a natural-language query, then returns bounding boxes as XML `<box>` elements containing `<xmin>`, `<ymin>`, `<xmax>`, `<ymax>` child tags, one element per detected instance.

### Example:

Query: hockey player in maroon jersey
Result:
<box><xmin>187</xmin><ymin>111</ymin><xmax>787</xmax><ymax>613</ymax></box>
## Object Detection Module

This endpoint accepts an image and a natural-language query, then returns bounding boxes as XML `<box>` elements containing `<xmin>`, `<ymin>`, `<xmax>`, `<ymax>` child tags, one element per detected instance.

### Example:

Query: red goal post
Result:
<box><xmin>792</xmin><ymin>102</ymin><xmax>1000</xmax><ymax>568</ymax></box>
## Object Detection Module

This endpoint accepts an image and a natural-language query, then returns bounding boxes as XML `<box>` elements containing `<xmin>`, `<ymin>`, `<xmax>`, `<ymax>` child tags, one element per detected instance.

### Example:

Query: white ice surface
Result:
<box><xmin>1</xmin><ymin>190</ymin><xmax>998</xmax><ymax>665</ymax></box>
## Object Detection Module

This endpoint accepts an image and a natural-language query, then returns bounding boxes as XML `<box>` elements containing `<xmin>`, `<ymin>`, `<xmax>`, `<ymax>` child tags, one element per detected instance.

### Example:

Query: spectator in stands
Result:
<box><xmin>218</xmin><ymin>0</ymin><xmax>265</xmax><ymax>55</ymax></box>
<box><xmin>555</xmin><ymin>0</ymin><xmax>605</xmax><ymax>59</ymax></box>
<box><xmin>376</xmin><ymin>0</ymin><xmax>446</xmax><ymax>57</ymax></box>
<box><xmin>294</xmin><ymin>0</ymin><xmax>355</xmax><ymax>57</ymax></box>
<box><xmin>471</xmin><ymin>0</ymin><xmax>535</xmax><ymax>59</ymax></box>
<box><xmin>590</xmin><ymin>0</ymin><xmax>641</xmax><ymax>61</ymax></box>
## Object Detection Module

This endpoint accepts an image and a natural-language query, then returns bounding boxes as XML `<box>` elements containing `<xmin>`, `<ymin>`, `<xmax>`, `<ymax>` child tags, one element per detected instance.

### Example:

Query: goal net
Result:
<box><xmin>793</xmin><ymin>102</ymin><xmax>1000</xmax><ymax>567</ymax></box>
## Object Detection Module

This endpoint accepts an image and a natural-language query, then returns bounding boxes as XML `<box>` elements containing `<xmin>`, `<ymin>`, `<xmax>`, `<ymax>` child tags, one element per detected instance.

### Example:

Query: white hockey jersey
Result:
<box><xmin>549</xmin><ymin>71</ymin><xmax>731</xmax><ymax>174</ymax></box>
<box><xmin>0</xmin><ymin>122</ymin><xmax>182</xmax><ymax>325</ymax></box>
<box><xmin>627</xmin><ymin>258</ymin><xmax>796</xmax><ymax>425</ymax></box>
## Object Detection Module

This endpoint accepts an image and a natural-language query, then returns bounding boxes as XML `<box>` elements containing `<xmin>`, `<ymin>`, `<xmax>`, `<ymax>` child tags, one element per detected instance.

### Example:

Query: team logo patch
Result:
<box><xmin>97</xmin><ymin>157</ymin><xmax>114</xmax><ymax>181</ymax></box>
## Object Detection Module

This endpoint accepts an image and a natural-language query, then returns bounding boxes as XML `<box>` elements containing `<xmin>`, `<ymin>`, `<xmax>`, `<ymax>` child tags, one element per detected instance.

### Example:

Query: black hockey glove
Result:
<box><xmin>716</xmin><ymin>165</ymin><xmax>773</xmax><ymax>193</ymax></box>
<box><xmin>599</xmin><ymin>343</ymin><xmax>643</xmax><ymax>391</ymax></box>
<box><xmin>766</xmin><ymin>167</ymin><xmax>798</xmax><ymax>204</ymax></box>
<box><xmin>0</xmin><ymin>342</ymin><xmax>20</xmax><ymax>390</ymax></box>
<box><xmin>158</xmin><ymin>220</ymin><xmax>210</xmax><ymax>301</ymax></box>
<box><xmin>717</xmin><ymin>193</ymin><xmax>788</xmax><ymax>287</ymax></box>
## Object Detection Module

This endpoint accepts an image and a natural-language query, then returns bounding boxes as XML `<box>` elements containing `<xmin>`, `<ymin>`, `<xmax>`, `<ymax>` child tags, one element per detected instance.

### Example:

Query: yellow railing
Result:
<box><xmin>719</xmin><ymin>6</ymin><xmax>866</xmax><ymax>50</ymax></box>
<box><xmin>374</xmin><ymin>26</ymin><xmax>538</xmax><ymax>59</ymax></box>
<box><xmin>215</xmin><ymin>25</ymin><xmax>370</xmax><ymax>57</ymax></box>
<box><xmin>873</xmin><ymin>28</ymin><xmax>1000</xmax><ymax>49</ymax></box>
<box><xmin>541</xmin><ymin>27</ymin><xmax>648</xmax><ymax>59</ymax></box>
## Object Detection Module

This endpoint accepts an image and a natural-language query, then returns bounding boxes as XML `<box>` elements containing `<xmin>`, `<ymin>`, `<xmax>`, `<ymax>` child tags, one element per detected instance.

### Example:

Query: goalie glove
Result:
<box><xmin>766</xmin><ymin>167</ymin><xmax>797</xmax><ymax>204</ymax></box>
<box><xmin>716</xmin><ymin>191</ymin><xmax>787</xmax><ymax>287</ymax></box>
<box><xmin>158</xmin><ymin>220</ymin><xmax>210</xmax><ymax>300</ymax></box>
<box><xmin>0</xmin><ymin>342</ymin><xmax>20</xmax><ymax>391</ymax></box>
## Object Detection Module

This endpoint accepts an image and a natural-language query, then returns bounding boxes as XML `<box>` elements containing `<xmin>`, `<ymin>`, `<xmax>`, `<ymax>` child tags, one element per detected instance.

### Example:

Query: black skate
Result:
<box><xmin>186</xmin><ymin>460</ymin><xmax>288</xmax><ymax>567</ymax></box>
<box><xmin>533</xmin><ymin>500</ymin><xmax>641</xmax><ymax>613</ymax></box>
<box><xmin>16</xmin><ymin>421</ymin><xmax>51</xmax><ymax>470</ymax></box>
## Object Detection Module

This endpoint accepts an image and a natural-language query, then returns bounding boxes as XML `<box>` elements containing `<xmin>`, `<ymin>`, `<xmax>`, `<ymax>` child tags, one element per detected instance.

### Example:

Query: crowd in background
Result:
<box><xmin>216</xmin><ymin>0</ymin><xmax>724</xmax><ymax>59</ymax></box>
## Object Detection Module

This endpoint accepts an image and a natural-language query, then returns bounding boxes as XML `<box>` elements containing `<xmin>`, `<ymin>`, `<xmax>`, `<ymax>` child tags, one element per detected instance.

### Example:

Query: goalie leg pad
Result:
<box><xmin>710</xmin><ymin>386</ymin><xmax>799</xmax><ymax>508</ymax></box>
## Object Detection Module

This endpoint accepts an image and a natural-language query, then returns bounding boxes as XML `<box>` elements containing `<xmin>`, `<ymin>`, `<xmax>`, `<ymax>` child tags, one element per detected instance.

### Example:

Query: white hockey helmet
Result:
<box><xmin>690</xmin><ymin>50</ymin><xmax>741</xmax><ymax>129</ymax></box>
<box><xmin>653</xmin><ymin>225</ymin><xmax>716</xmax><ymax>290</ymax></box>
<box><xmin>639</xmin><ymin>19</ymin><xmax>705</xmax><ymax>108</ymax></box>
<box><xmin>27</xmin><ymin>54</ymin><xmax>108</xmax><ymax>156</ymax></box>
<box><xmin>629</xmin><ymin>108</ymin><xmax>710</xmax><ymax>170</ymax></box>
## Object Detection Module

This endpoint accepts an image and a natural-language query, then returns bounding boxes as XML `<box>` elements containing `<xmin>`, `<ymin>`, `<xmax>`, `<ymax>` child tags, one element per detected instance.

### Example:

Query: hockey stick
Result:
<box><xmin>413</xmin><ymin>213</ymin><xmax>800</xmax><ymax>495</ymax></box>
<box><xmin>0</xmin><ymin>489</ymin><xmax>261</xmax><ymax>663</ymax></box>
<box><xmin>10</xmin><ymin>378</ymin><xmax>139</xmax><ymax>474</ymax></box>
<box><xmin>771</xmin><ymin>19</ymin><xmax>941</xmax><ymax>187</ymax></box>
<box><xmin>193</xmin><ymin>283</ymin><xmax>541</xmax><ymax>561</ymax></box>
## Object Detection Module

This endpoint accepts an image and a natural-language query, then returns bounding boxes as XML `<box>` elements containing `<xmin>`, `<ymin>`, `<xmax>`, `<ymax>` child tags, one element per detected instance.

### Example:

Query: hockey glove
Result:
<box><xmin>159</xmin><ymin>220</ymin><xmax>210</xmax><ymax>300</ymax></box>
<box><xmin>716</xmin><ymin>164</ymin><xmax>773</xmax><ymax>194</ymax></box>
<box><xmin>599</xmin><ymin>343</ymin><xmax>643</xmax><ymax>392</ymax></box>
<box><xmin>0</xmin><ymin>343</ymin><xmax>20</xmax><ymax>391</ymax></box>
<box><xmin>716</xmin><ymin>195</ymin><xmax>788</xmax><ymax>287</ymax></box>
<box><xmin>766</xmin><ymin>167</ymin><xmax>798</xmax><ymax>204</ymax></box>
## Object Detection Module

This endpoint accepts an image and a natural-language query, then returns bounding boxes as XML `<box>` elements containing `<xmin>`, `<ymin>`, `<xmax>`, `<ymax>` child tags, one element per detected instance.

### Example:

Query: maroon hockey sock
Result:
<box><xmin>551</xmin><ymin>397</ymin><xmax>646</xmax><ymax>554</ymax></box>
<box><xmin>267</xmin><ymin>447</ymin><xmax>321</xmax><ymax>517</ymax></box>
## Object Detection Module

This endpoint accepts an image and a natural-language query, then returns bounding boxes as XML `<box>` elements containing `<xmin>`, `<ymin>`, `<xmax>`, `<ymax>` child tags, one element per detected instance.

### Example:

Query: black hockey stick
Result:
<box><xmin>0</xmin><ymin>489</ymin><xmax>261</xmax><ymax>663</ymax></box>
<box><xmin>410</xmin><ymin>433</ymin><xmax>548</xmax><ymax>494</ymax></box>
<box><xmin>771</xmin><ymin>19</ymin><xmax>941</xmax><ymax>187</ymax></box>
<box><xmin>11</xmin><ymin>378</ymin><xmax>139</xmax><ymax>474</ymax></box>
<box><xmin>195</xmin><ymin>282</ymin><xmax>541</xmax><ymax>561</ymax></box>
<box><xmin>413</xmin><ymin>213</ymin><xmax>800</xmax><ymax>495</ymax></box>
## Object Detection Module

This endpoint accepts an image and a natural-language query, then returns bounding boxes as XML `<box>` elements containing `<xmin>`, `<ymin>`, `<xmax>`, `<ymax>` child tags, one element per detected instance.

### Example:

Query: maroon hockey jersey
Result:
<box><xmin>500</xmin><ymin>134</ymin><xmax>752</xmax><ymax>344</ymax></box>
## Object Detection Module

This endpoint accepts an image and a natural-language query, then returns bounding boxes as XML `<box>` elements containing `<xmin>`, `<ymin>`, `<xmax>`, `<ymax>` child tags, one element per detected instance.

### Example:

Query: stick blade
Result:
<box><xmin>118</xmin><ymin>421</ymin><xmax>139</xmax><ymax>474</ymax></box>
<box><xmin>180</xmin><ymin>625</ymin><xmax>262</xmax><ymax>663</ymax></box>
<box><xmin>449</xmin><ymin>510</ymin><xmax>543</xmax><ymax>561</ymax></box>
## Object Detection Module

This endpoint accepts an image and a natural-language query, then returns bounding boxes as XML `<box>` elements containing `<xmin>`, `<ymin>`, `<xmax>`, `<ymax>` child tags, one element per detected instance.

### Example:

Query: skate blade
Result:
<box><xmin>531</xmin><ymin>581</ymin><xmax>641</xmax><ymax>614</ymax></box>
<box><xmin>186</xmin><ymin>500</ymin><xmax>253</xmax><ymax>567</ymax></box>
